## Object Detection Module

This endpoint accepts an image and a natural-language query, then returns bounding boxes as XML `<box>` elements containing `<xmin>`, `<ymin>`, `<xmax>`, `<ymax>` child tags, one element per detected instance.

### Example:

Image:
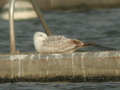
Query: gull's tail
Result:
<box><xmin>82</xmin><ymin>42</ymin><xmax>117</xmax><ymax>51</ymax></box>
<box><xmin>72</xmin><ymin>40</ymin><xmax>117</xmax><ymax>51</ymax></box>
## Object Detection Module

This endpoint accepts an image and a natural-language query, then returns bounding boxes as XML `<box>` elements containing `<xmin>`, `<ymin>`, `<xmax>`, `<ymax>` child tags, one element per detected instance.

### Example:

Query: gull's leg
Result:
<box><xmin>31</xmin><ymin>0</ymin><xmax>52</xmax><ymax>36</ymax></box>
<box><xmin>9</xmin><ymin>0</ymin><xmax>17</xmax><ymax>54</ymax></box>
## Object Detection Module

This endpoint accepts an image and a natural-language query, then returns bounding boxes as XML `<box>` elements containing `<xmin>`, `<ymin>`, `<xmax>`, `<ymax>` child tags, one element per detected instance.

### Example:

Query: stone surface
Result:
<box><xmin>0</xmin><ymin>51</ymin><xmax>120</xmax><ymax>82</ymax></box>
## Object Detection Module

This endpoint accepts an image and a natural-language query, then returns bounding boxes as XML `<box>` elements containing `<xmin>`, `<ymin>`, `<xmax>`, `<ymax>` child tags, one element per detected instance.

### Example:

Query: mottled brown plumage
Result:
<box><xmin>33</xmin><ymin>32</ymin><xmax>90</xmax><ymax>54</ymax></box>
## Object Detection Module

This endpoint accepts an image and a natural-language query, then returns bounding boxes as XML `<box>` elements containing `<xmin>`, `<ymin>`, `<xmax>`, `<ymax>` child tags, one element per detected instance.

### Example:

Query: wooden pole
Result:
<box><xmin>9</xmin><ymin>0</ymin><xmax>16</xmax><ymax>54</ymax></box>
<box><xmin>31</xmin><ymin>0</ymin><xmax>52</xmax><ymax>36</ymax></box>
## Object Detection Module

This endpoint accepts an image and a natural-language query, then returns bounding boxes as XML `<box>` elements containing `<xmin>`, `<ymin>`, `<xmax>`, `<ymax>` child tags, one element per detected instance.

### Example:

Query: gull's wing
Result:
<box><xmin>41</xmin><ymin>35</ymin><xmax>78</xmax><ymax>53</ymax></box>
<box><xmin>47</xmin><ymin>35</ymin><xmax>66</xmax><ymax>41</ymax></box>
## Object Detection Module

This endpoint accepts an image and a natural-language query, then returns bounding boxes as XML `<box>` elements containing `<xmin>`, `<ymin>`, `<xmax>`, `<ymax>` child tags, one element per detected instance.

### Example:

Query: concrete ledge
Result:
<box><xmin>0</xmin><ymin>51</ymin><xmax>120</xmax><ymax>82</ymax></box>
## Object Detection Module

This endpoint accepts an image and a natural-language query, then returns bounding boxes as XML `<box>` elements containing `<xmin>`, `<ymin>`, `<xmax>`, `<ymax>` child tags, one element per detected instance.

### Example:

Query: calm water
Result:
<box><xmin>0</xmin><ymin>8</ymin><xmax>120</xmax><ymax>53</ymax></box>
<box><xmin>0</xmin><ymin>8</ymin><xmax>120</xmax><ymax>89</ymax></box>
<box><xmin>1</xmin><ymin>82</ymin><xmax>120</xmax><ymax>90</ymax></box>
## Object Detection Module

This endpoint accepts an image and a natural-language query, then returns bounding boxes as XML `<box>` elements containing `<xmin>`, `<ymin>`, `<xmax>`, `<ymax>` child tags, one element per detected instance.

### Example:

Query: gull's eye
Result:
<box><xmin>39</xmin><ymin>34</ymin><xmax>43</xmax><ymax>37</ymax></box>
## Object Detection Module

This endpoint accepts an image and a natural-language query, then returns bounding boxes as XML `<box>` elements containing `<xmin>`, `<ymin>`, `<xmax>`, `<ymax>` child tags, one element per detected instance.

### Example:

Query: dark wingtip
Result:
<box><xmin>83</xmin><ymin>42</ymin><xmax>117</xmax><ymax>51</ymax></box>
<box><xmin>82</xmin><ymin>42</ymin><xmax>96</xmax><ymax>46</ymax></box>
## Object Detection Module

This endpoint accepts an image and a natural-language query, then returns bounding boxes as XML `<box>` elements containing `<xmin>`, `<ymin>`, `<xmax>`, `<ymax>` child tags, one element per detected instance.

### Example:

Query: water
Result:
<box><xmin>0</xmin><ymin>8</ymin><xmax>120</xmax><ymax>53</ymax></box>
<box><xmin>0</xmin><ymin>8</ymin><xmax>120</xmax><ymax>89</ymax></box>
<box><xmin>1</xmin><ymin>82</ymin><xmax>120</xmax><ymax>90</ymax></box>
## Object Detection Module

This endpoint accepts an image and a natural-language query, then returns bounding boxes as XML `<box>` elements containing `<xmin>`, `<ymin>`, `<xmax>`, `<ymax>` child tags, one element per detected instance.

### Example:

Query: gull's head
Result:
<box><xmin>33</xmin><ymin>32</ymin><xmax>48</xmax><ymax>52</ymax></box>
<box><xmin>34</xmin><ymin>32</ymin><xmax>47</xmax><ymax>41</ymax></box>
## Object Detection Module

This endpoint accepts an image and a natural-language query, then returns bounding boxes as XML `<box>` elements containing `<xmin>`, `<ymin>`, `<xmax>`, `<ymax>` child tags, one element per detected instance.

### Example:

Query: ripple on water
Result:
<box><xmin>0</xmin><ymin>82</ymin><xmax>120</xmax><ymax>90</ymax></box>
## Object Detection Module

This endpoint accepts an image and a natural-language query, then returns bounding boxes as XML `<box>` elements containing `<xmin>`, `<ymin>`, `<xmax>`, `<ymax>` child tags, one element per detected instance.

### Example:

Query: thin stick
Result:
<box><xmin>9</xmin><ymin>0</ymin><xmax>16</xmax><ymax>54</ymax></box>
<box><xmin>31</xmin><ymin>0</ymin><xmax>52</xmax><ymax>36</ymax></box>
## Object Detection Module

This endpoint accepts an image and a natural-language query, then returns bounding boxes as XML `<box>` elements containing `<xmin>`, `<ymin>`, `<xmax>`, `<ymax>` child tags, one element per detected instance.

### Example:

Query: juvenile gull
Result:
<box><xmin>33</xmin><ymin>32</ymin><xmax>91</xmax><ymax>54</ymax></box>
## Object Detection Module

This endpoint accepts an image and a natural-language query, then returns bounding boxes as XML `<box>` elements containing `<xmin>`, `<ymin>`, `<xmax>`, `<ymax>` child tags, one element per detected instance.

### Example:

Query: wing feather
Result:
<box><xmin>41</xmin><ymin>35</ymin><xmax>77</xmax><ymax>53</ymax></box>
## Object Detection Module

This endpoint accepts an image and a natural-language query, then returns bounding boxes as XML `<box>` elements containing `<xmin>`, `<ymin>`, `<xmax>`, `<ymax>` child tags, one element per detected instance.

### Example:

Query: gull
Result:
<box><xmin>33</xmin><ymin>32</ymin><xmax>92</xmax><ymax>54</ymax></box>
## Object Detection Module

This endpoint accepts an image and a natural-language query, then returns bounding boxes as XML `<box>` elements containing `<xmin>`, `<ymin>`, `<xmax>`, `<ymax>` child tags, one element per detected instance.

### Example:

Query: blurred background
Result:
<box><xmin>1</xmin><ymin>0</ymin><xmax>120</xmax><ymax>10</ymax></box>
<box><xmin>0</xmin><ymin>0</ymin><xmax>120</xmax><ymax>20</ymax></box>
<box><xmin>0</xmin><ymin>0</ymin><xmax>120</xmax><ymax>53</ymax></box>
<box><xmin>0</xmin><ymin>0</ymin><xmax>120</xmax><ymax>90</ymax></box>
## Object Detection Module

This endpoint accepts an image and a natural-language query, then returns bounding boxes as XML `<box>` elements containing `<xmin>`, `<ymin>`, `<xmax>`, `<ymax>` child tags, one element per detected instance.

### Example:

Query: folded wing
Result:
<box><xmin>41</xmin><ymin>35</ymin><xmax>78</xmax><ymax>53</ymax></box>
